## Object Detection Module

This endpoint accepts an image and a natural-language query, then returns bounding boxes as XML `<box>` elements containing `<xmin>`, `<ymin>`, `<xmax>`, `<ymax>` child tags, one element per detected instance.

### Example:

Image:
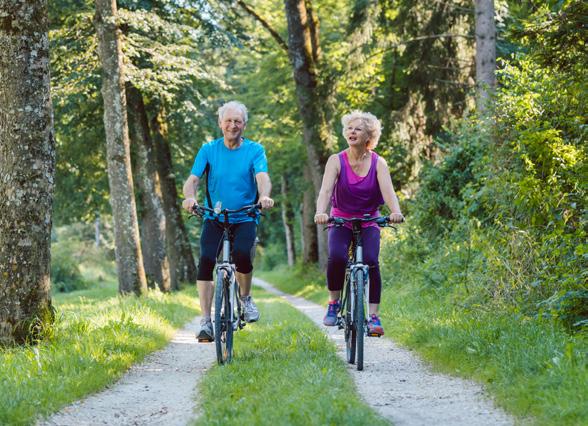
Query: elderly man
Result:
<box><xmin>182</xmin><ymin>101</ymin><xmax>274</xmax><ymax>342</ymax></box>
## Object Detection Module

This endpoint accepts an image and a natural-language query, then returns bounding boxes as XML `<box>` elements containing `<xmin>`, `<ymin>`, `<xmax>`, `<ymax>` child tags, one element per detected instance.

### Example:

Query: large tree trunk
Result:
<box><xmin>126</xmin><ymin>85</ymin><xmax>171</xmax><ymax>293</ymax></box>
<box><xmin>475</xmin><ymin>0</ymin><xmax>496</xmax><ymax>114</ymax></box>
<box><xmin>0</xmin><ymin>0</ymin><xmax>55</xmax><ymax>345</ymax></box>
<box><xmin>284</xmin><ymin>0</ymin><xmax>330</xmax><ymax>267</ymax></box>
<box><xmin>302</xmin><ymin>167</ymin><xmax>319</xmax><ymax>263</ymax></box>
<box><xmin>280</xmin><ymin>177</ymin><xmax>296</xmax><ymax>266</ymax></box>
<box><xmin>150</xmin><ymin>110</ymin><xmax>197</xmax><ymax>288</ymax></box>
<box><xmin>94</xmin><ymin>0</ymin><xmax>147</xmax><ymax>295</ymax></box>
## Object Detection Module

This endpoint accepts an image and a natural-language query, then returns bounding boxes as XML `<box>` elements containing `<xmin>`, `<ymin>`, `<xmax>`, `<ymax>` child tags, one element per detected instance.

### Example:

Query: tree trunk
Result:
<box><xmin>0</xmin><ymin>0</ymin><xmax>55</xmax><ymax>345</ymax></box>
<box><xmin>150</xmin><ymin>110</ymin><xmax>197</xmax><ymax>288</ymax></box>
<box><xmin>302</xmin><ymin>166</ymin><xmax>319</xmax><ymax>263</ymax></box>
<box><xmin>94</xmin><ymin>0</ymin><xmax>147</xmax><ymax>295</ymax></box>
<box><xmin>280</xmin><ymin>177</ymin><xmax>296</xmax><ymax>266</ymax></box>
<box><xmin>94</xmin><ymin>216</ymin><xmax>101</xmax><ymax>247</ymax></box>
<box><xmin>475</xmin><ymin>0</ymin><xmax>496</xmax><ymax>114</ymax></box>
<box><xmin>127</xmin><ymin>84</ymin><xmax>171</xmax><ymax>293</ymax></box>
<box><xmin>284</xmin><ymin>0</ymin><xmax>330</xmax><ymax>267</ymax></box>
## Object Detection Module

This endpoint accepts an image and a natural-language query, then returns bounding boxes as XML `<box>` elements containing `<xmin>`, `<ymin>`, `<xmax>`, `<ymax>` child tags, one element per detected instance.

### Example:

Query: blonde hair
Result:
<box><xmin>341</xmin><ymin>111</ymin><xmax>382</xmax><ymax>149</ymax></box>
<box><xmin>218</xmin><ymin>101</ymin><xmax>248</xmax><ymax>123</ymax></box>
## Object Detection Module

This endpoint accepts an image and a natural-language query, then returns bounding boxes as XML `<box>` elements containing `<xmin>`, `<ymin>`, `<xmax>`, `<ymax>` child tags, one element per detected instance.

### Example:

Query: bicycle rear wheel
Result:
<box><xmin>355</xmin><ymin>269</ymin><xmax>365</xmax><ymax>371</ymax></box>
<box><xmin>214</xmin><ymin>272</ymin><xmax>233</xmax><ymax>364</ymax></box>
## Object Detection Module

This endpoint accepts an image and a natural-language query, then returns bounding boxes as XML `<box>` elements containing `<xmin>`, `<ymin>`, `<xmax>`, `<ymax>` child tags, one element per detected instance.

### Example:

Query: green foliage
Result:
<box><xmin>400</xmin><ymin>0</ymin><xmax>587</xmax><ymax>329</ymax></box>
<box><xmin>50</xmin><ymin>221</ymin><xmax>117</xmax><ymax>293</ymax></box>
<box><xmin>51</xmin><ymin>242</ymin><xmax>87</xmax><ymax>293</ymax></box>
<box><xmin>49</xmin><ymin>0</ymin><xmax>234</xmax><ymax>224</ymax></box>
<box><xmin>257</xmin><ymin>263</ymin><xmax>327</xmax><ymax>305</ymax></box>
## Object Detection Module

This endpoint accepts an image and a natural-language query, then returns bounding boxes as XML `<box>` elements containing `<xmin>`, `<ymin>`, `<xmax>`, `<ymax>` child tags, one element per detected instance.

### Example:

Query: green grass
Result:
<box><xmin>0</xmin><ymin>282</ymin><xmax>199</xmax><ymax>425</ymax></box>
<box><xmin>379</xmin><ymin>287</ymin><xmax>588</xmax><ymax>426</ymax></box>
<box><xmin>257</xmin><ymin>263</ymin><xmax>328</xmax><ymax>305</ymax></box>
<box><xmin>262</xmin><ymin>264</ymin><xmax>588</xmax><ymax>426</ymax></box>
<box><xmin>195</xmin><ymin>289</ymin><xmax>387</xmax><ymax>426</ymax></box>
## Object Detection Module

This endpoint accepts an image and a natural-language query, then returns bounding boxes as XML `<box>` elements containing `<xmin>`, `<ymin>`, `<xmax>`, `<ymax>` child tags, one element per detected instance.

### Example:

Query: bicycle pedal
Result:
<box><xmin>367</xmin><ymin>333</ymin><xmax>381</xmax><ymax>338</ymax></box>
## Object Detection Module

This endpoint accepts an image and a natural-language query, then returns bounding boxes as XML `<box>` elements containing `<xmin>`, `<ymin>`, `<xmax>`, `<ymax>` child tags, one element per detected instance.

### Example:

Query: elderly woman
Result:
<box><xmin>314</xmin><ymin>111</ymin><xmax>404</xmax><ymax>336</ymax></box>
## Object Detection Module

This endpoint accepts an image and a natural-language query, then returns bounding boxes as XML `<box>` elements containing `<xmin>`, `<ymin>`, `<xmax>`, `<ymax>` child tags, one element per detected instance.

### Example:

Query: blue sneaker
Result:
<box><xmin>323</xmin><ymin>300</ymin><xmax>340</xmax><ymax>326</ymax></box>
<box><xmin>367</xmin><ymin>314</ymin><xmax>384</xmax><ymax>336</ymax></box>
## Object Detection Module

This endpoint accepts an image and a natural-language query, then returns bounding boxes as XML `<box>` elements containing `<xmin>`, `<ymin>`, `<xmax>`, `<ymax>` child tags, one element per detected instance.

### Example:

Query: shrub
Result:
<box><xmin>51</xmin><ymin>242</ymin><xmax>89</xmax><ymax>293</ymax></box>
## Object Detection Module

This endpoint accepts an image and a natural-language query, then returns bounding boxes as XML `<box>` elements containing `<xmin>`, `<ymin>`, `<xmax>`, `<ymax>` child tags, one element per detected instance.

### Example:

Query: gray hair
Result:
<box><xmin>341</xmin><ymin>111</ymin><xmax>382</xmax><ymax>149</ymax></box>
<box><xmin>217</xmin><ymin>101</ymin><xmax>248</xmax><ymax>123</ymax></box>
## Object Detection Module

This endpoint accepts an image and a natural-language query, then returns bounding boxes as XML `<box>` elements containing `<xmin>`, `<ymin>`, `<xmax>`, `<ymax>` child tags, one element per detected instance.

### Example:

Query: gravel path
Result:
<box><xmin>41</xmin><ymin>281</ymin><xmax>515</xmax><ymax>426</ymax></box>
<box><xmin>254</xmin><ymin>277</ymin><xmax>515</xmax><ymax>426</ymax></box>
<box><xmin>40</xmin><ymin>317</ymin><xmax>215</xmax><ymax>426</ymax></box>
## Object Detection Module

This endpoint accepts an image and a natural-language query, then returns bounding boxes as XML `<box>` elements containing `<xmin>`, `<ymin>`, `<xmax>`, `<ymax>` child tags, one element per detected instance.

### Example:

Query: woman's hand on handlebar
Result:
<box><xmin>388</xmin><ymin>213</ymin><xmax>405</xmax><ymax>224</ymax></box>
<box><xmin>314</xmin><ymin>213</ymin><xmax>329</xmax><ymax>225</ymax></box>
<box><xmin>182</xmin><ymin>198</ymin><xmax>197</xmax><ymax>213</ymax></box>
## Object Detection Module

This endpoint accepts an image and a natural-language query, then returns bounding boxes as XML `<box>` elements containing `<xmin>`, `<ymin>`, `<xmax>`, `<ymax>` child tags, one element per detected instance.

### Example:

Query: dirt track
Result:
<box><xmin>42</xmin><ymin>280</ymin><xmax>514</xmax><ymax>425</ymax></box>
<box><xmin>254</xmin><ymin>278</ymin><xmax>514</xmax><ymax>426</ymax></box>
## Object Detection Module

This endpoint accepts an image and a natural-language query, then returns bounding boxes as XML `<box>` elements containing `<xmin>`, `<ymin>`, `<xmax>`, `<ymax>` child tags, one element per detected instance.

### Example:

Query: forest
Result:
<box><xmin>0</xmin><ymin>0</ymin><xmax>586</xmax><ymax>424</ymax></box>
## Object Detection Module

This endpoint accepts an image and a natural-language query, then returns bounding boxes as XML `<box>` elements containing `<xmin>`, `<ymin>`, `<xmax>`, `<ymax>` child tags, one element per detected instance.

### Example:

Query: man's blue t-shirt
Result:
<box><xmin>191</xmin><ymin>138</ymin><xmax>268</xmax><ymax>223</ymax></box>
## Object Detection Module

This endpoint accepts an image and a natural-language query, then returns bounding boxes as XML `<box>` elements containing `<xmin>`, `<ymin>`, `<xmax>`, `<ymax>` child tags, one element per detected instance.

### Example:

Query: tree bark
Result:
<box><xmin>94</xmin><ymin>216</ymin><xmax>101</xmax><ymax>247</ymax></box>
<box><xmin>475</xmin><ymin>0</ymin><xmax>496</xmax><ymax>114</ymax></box>
<box><xmin>302</xmin><ymin>166</ymin><xmax>319</xmax><ymax>263</ymax></box>
<box><xmin>280</xmin><ymin>177</ymin><xmax>296</xmax><ymax>266</ymax></box>
<box><xmin>150</xmin><ymin>110</ymin><xmax>197</xmax><ymax>288</ymax></box>
<box><xmin>284</xmin><ymin>0</ymin><xmax>330</xmax><ymax>267</ymax></box>
<box><xmin>126</xmin><ymin>85</ymin><xmax>171</xmax><ymax>293</ymax></box>
<box><xmin>0</xmin><ymin>0</ymin><xmax>55</xmax><ymax>345</ymax></box>
<box><xmin>94</xmin><ymin>0</ymin><xmax>147</xmax><ymax>295</ymax></box>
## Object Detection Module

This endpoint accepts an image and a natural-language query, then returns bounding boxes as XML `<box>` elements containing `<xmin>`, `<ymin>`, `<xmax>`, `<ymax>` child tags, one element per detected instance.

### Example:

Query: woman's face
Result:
<box><xmin>344</xmin><ymin>119</ymin><xmax>370</xmax><ymax>148</ymax></box>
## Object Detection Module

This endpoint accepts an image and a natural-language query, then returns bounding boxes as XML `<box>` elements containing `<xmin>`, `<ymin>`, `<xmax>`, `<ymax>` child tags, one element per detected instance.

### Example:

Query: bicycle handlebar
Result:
<box><xmin>328</xmin><ymin>215</ymin><xmax>401</xmax><ymax>227</ymax></box>
<box><xmin>191</xmin><ymin>203</ymin><xmax>261</xmax><ymax>220</ymax></box>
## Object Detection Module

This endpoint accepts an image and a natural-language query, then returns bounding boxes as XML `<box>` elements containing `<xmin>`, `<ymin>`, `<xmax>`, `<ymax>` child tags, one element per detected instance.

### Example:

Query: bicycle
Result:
<box><xmin>192</xmin><ymin>203</ymin><xmax>261</xmax><ymax>365</ymax></box>
<box><xmin>329</xmin><ymin>215</ymin><xmax>393</xmax><ymax>371</ymax></box>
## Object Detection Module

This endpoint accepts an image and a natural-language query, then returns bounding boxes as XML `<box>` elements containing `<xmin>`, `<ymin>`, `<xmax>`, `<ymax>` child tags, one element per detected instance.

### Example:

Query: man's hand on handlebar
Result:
<box><xmin>182</xmin><ymin>198</ymin><xmax>197</xmax><ymax>213</ymax></box>
<box><xmin>258</xmin><ymin>196</ymin><xmax>274</xmax><ymax>209</ymax></box>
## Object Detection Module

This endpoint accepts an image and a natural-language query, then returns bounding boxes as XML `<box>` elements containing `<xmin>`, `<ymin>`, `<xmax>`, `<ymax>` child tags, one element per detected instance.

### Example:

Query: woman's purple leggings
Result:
<box><xmin>327</xmin><ymin>226</ymin><xmax>382</xmax><ymax>304</ymax></box>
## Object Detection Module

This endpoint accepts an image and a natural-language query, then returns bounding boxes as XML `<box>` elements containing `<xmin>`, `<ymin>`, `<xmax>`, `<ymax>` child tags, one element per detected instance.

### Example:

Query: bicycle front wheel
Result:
<box><xmin>355</xmin><ymin>269</ymin><xmax>365</xmax><ymax>371</ymax></box>
<box><xmin>343</xmin><ymin>277</ymin><xmax>356</xmax><ymax>364</ymax></box>
<box><xmin>214</xmin><ymin>272</ymin><xmax>233</xmax><ymax>364</ymax></box>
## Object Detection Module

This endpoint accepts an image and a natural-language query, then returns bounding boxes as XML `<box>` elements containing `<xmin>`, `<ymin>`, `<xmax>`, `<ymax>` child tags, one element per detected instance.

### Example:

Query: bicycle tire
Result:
<box><xmin>355</xmin><ymin>269</ymin><xmax>365</xmax><ymax>371</ymax></box>
<box><xmin>214</xmin><ymin>272</ymin><xmax>233</xmax><ymax>364</ymax></box>
<box><xmin>344</xmin><ymin>276</ymin><xmax>356</xmax><ymax>364</ymax></box>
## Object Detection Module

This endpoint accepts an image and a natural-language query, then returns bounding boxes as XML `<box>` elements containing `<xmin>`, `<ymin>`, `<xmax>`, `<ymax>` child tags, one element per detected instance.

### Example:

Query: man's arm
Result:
<box><xmin>255</xmin><ymin>172</ymin><xmax>274</xmax><ymax>209</ymax></box>
<box><xmin>182</xmin><ymin>174</ymin><xmax>200</xmax><ymax>212</ymax></box>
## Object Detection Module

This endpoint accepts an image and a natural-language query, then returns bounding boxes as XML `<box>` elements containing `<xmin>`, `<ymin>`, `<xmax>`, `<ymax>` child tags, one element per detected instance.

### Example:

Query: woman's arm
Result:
<box><xmin>376</xmin><ymin>156</ymin><xmax>404</xmax><ymax>223</ymax></box>
<box><xmin>314</xmin><ymin>154</ymin><xmax>340</xmax><ymax>224</ymax></box>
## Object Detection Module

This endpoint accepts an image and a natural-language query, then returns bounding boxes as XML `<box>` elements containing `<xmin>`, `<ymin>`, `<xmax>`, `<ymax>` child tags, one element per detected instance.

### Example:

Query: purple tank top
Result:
<box><xmin>331</xmin><ymin>151</ymin><xmax>384</xmax><ymax>222</ymax></box>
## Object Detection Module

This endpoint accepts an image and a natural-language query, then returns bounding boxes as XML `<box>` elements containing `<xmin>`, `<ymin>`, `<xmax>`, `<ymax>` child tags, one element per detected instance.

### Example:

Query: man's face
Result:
<box><xmin>219</xmin><ymin>107</ymin><xmax>246</xmax><ymax>142</ymax></box>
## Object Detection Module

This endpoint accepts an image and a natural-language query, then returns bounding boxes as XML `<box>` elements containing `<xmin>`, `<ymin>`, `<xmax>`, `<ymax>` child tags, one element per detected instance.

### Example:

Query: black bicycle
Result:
<box><xmin>330</xmin><ymin>215</ymin><xmax>392</xmax><ymax>371</ymax></box>
<box><xmin>192</xmin><ymin>203</ymin><xmax>260</xmax><ymax>364</ymax></box>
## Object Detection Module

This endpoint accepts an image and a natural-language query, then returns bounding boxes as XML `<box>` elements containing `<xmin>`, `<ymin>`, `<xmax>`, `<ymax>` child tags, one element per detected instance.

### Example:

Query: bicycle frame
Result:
<box><xmin>332</xmin><ymin>215</ymin><xmax>391</xmax><ymax>371</ymax></box>
<box><xmin>192</xmin><ymin>203</ymin><xmax>260</xmax><ymax>364</ymax></box>
<box><xmin>217</xmin><ymin>229</ymin><xmax>240</xmax><ymax>332</ymax></box>
<box><xmin>343</xmin><ymin>222</ymin><xmax>370</xmax><ymax>329</ymax></box>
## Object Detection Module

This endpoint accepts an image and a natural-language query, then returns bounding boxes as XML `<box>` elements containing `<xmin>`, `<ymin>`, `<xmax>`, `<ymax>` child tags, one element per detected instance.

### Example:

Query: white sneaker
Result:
<box><xmin>197</xmin><ymin>318</ymin><xmax>214</xmax><ymax>342</ymax></box>
<box><xmin>242</xmin><ymin>296</ymin><xmax>260</xmax><ymax>323</ymax></box>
